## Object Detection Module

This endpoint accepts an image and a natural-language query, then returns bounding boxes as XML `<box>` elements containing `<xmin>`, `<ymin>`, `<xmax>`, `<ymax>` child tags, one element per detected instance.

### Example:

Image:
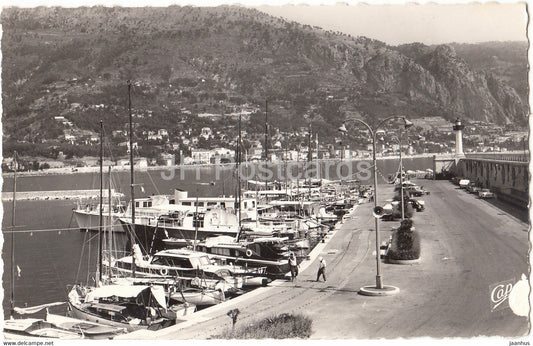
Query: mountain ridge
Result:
<box><xmin>1</xmin><ymin>6</ymin><xmax>528</xmax><ymax>153</ymax></box>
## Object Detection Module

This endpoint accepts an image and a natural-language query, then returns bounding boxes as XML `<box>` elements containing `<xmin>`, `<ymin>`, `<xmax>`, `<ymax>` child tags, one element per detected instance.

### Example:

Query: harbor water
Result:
<box><xmin>2</xmin><ymin>157</ymin><xmax>433</xmax><ymax>319</ymax></box>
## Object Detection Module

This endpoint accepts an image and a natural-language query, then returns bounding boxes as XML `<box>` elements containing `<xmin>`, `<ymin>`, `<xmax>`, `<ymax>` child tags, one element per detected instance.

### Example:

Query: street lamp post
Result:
<box><xmin>370</xmin><ymin>132</ymin><xmax>383</xmax><ymax>289</ymax></box>
<box><xmin>388</xmin><ymin>134</ymin><xmax>406</xmax><ymax>220</ymax></box>
<box><xmin>339</xmin><ymin>116</ymin><xmax>412</xmax><ymax>295</ymax></box>
<box><xmin>399</xmin><ymin>138</ymin><xmax>404</xmax><ymax>220</ymax></box>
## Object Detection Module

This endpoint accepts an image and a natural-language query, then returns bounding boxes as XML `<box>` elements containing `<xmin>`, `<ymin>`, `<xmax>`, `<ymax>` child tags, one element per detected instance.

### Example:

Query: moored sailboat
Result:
<box><xmin>45</xmin><ymin>311</ymin><xmax>127</xmax><ymax>339</ymax></box>
<box><xmin>3</xmin><ymin>152</ymin><xmax>85</xmax><ymax>340</ymax></box>
<box><xmin>67</xmin><ymin>284</ymin><xmax>176</xmax><ymax>332</ymax></box>
<box><xmin>67</xmin><ymin>113</ymin><xmax>179</xmax><ymax>331</ymax></box>
<box><xmin>3</xmin><ymin>318</ymin><xmax>83</xmax><ymax>340</ymax></box>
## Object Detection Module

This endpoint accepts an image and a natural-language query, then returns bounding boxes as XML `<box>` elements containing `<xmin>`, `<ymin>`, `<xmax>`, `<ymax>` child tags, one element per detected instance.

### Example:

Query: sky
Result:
<box><xmin>256</xmin><ymin>2</ymin><xmax>528</xmax><ymax>45</ymax></box>
<box><xmin>0</xmin><ymin>1</ymin><xmax>528</xmax><ymax>46</ymax></box>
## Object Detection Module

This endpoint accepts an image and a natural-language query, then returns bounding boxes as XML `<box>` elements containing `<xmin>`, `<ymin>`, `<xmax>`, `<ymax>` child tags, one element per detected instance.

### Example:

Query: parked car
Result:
<box><xmin>395</xmin><ymin>184</ymin><xmax>427</xmax><ymax>197</ymax></box>
<box><xmin>404</xmin><ymin>186</ymin><xmax>421</xmax><ymax>197</ymax></box>
<box><xmin>458</xmin><ymin>179</ymin><xmax>470</xmax><ymax>189</ymax></box>
<box><xmin>471</xmin><ymin>186</ymin><xmax>481</xmax><ymax>194</ymax></box>
<box><xmin>478</xmin><ymin>189</ymin><xmax>495</xmax><ymax>199</ymax></box>
<box><xmin>451</xmin><ymin>177</ymin><xmax>461</xmax><ymax>185</ymax></box>
<box><xmin>467</xmin><ymin>183</ymin><xmax>481</xmax><ymax>194</ymax></box>
<box><xmin>409</xmin><ymin>199</ymin><xmax>425</xmax><ymax>212</ymax></box>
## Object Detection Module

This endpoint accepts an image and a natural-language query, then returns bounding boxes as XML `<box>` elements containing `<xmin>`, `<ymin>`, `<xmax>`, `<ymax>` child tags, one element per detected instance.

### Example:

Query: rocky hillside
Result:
<box><xmin>395</xmin><ymin>43</ymin><xmax>527</xmax><ymax>124</ymax></box>
<box><xmin>1</xmin><ymin>6</ymin><xmax>528</xmax><ymax>147</ymax></box>
<box><xmin>449</xmin><ymin>41</ymin><xmax>528</xmax><ymax>102</ymax></box>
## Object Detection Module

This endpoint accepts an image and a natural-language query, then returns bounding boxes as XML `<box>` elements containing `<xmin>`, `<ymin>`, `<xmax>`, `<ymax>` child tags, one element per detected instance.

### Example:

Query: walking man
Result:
<box><xmin>316</xmin><ymin>257</ymin><xmax>326</xmax><ymax>282</ymax></box>
<box><xmin>289</xmin><ymin>252</ymin><xmax>299</xmax><ymax>282</ymax></box>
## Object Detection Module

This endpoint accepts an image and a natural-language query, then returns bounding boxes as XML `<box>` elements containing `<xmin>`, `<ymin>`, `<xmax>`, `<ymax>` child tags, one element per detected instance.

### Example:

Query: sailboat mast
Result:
<box><xmin>236</xmin><ymin>113</ymin><xmax>243</xmax><ymax>242</ymax></box>
<box><xmin>234</xmin><ymin>113</ymin><xmax>239</xmax><ymax>225</ymax></box>
<box><xmin>308</xmin><ymin>123</ymin><xmax>312</xmax><ymax>162</ymax></box>
<box><xmin>308</xmin><ymin>123</ymin><xmax>312</xmax><ymax>198</ymax></box>
<box><xmin>128</xmin><ymin>80</ymin><xmax>136</xmax><ymax>277</ymax></box>
<box><xmin>193</xmin><ymin>193</ymin><xmax>199</xmax><ymax>251</ymax></box>
<box><xmin>264</xmin><ymin>100</ymin><xmax>268</xmax><ymax>191</ymax></box>
<box><xmin>108</xmin><ymin>166</ymin><xmax>113</xmax><ymax>280</ymax></box>
<box><xmin>296</xmin><ymin>147</ymin><xmax>300</xmax><ymax>199</ymax></box>
<box><xmin>316</xmin><ymin>132</ymin><xmax>320</xmax><ymax>178</ymax></box>
<box><xmin>284</xmin><ymin>146</ymin><xmax>287</xmax><ymax>195</ymax></box>
<box><xmin>98</xmin><ymin>120</ymin><xmax>104</xmax><ymax>285</ymax></box>
<box><xmin>10</xmin><ymin>151</ymin><xmax>17</xmax><ymax>318</ymax></box>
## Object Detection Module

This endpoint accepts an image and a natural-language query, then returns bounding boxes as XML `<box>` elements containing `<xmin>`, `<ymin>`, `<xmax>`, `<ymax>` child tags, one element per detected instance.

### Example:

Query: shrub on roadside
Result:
<box><xmin>399</xmin><ymin>219</ymin><xmax>413</xmax><ymax>230</ymax></box>
<box><xmin>387</xmin><ymin>220</ymin><xmax>421</xmax><ymax>260</ymax></box>
<box><xmin>214</xmin><ymin>313</ymin><xmax>312</xmax><ymax>339</ymax></box>
<box><xmin>391</xmin><ymin>197</ymin><xmax>414</xmax><ymax>219</ymax></box>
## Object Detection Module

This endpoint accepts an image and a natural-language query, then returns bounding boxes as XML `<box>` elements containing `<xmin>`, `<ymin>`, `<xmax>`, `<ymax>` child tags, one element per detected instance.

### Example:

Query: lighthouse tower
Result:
<box><xmin>453</xmin><ymin>118</ymin><xmax>465</xmax><ymax>157</ymax></box>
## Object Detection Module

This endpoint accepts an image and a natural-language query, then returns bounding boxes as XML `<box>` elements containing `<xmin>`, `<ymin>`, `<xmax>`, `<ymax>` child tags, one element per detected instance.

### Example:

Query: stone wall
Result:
<box><xmin>455</xmin><ymin>157</ymin><xmax>528</xmax><ymax>208</ymax></box>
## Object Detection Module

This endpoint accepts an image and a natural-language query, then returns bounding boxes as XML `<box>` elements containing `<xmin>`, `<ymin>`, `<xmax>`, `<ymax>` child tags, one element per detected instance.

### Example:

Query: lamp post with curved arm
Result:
<box><xmin>387</xmin><ymin>131</ymin><xmax>410</xmax><ymax>221</ymax></box>
<box><xmin>339</xmin><ymin>116</ymin><xmax>412</xmax><ymax>295</ymax></box>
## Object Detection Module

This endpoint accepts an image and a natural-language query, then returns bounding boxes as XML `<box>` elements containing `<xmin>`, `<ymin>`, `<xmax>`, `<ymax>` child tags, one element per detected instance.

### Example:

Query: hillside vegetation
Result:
<box><xmin>1</xmin><ymin>6</ymin><xmax>528</xmax><ymax>156</ymax></box>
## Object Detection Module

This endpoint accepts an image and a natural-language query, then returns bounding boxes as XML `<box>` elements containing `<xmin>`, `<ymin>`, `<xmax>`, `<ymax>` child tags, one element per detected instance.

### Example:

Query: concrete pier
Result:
<box><xmin>116</xmin><ymin>179</ymin><xmax>528</xmax><ymax>339</ymax></box>
<box><xmin>432</xmin><ymin>152</ymin><xmax>528</xmax><ymax>209</ymax></box>
<box><xmin>456</xmin><ymin>153</ymin><xmax>528</xmax><ymax>208</ymax></box>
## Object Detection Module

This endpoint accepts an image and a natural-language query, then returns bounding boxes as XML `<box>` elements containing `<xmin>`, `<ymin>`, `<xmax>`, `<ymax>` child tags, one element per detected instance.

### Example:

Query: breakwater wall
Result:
<box><xmin>2</xmin><ymin>189</ymin><xmax>123</xmax><ymax>202</ymax></box>
<box><xmin>454</xmin><ymin>154</ymin><xmax>529</xmax><ymax>209</ymax></box>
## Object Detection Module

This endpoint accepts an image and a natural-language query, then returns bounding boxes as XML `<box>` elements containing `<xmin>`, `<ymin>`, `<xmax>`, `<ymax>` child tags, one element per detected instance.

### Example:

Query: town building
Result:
<box><xmin>191</xmin><ymin>148</ymin><xmax>213</xmax><ymax>164</ymax></box>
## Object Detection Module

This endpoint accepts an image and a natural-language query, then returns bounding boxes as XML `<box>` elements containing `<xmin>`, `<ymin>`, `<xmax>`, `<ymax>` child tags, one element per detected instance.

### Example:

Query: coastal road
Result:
<box><xmin>119</xmin><ymin>180</ymin><xmax>529</xmax><ymax>339</ymax></box>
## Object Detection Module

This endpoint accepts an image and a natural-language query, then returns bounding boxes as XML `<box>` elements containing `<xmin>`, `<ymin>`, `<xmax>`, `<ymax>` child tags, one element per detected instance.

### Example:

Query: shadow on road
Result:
<box><xmin>278</xmin><ymin>281</ymin><xmax>360</xmax><ymax>293</ymax></box>
<box><xmin>481</xmin><ymin>197</ymin><xmax>529</xmax><ymax>224</ymax></box>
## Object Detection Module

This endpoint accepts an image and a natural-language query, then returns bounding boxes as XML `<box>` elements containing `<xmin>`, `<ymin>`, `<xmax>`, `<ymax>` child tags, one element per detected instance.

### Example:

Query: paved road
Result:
<box><xmin>120</xmin><ymin>180</ymin><xmax>529</xmax><ymax>339</ymax></box>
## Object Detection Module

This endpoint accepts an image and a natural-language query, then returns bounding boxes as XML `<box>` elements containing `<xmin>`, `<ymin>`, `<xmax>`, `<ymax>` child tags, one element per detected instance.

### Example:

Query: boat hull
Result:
<box><xmin>46</xmin><ymin>312</ymin><xmax>127</xmax><ymax>339</ymax></box>
<box><xmin>68</xmin><ymin>302</ymin><xmax>147</xmax><ymax>333</ymax></box>
<box><xmin>74</xmin><ymin>210</ymin><xmax>124</xmax><ymax>233</ymax></box>
<box><xmin>3</xmin><ymin>329</ymin><xmax>82</xmax><ymax>340</ymax></box>
<box><xmin>3</xmin><ymin>319</ymin><xmax>83</xmax><ymax>340</ymax></box>
<box><xmin>170</xmin><ymin>290</ymin><xmax>224</xmax><ymax>306</ymax></box>
<box><xmin>119</xmin><ymin>219</ymin><xmax>239</xmax><ymax>253</ymax></box>
<box><xmin>105</xmin><ymin>263</ymin><xmax>241</xmax><ymax>292</ymax></box>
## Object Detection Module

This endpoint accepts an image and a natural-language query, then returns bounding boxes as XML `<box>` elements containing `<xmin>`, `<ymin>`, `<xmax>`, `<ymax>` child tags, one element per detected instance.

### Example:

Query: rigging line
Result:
<box><xmin>86</xmin><ymin>227</ymin><xmax>92</xmax><ymax>286</ymax></box>
<box><xmin>75</xmin><ymin>230</ymin><xmax>89</xmax><ymax>284</ymax></box>
<box><xmin>88</xmin><ymin>166</ymin><xmax>99</xmax><ymax>193</ymax></box>
<box><xmin>99</xmin><ymin>137</ymin><xmax>118</xmax><ymax>195</ymax></box>
<box><xmin>376</xmin><ymin>161</ymin><xmax>401</xmax><ymax>184</ymax></box>
<box><xmin>112</xmin><ymin>224</ymin><xmax>121</xmax><ymax>265</ymax></box>
<box><xmin>341</xmin><ymin>164</ymin><xmax>378</xmax><ymax>181</ymax></box>
<box><xmin>79</xmin><ymin>231</ymin><xmax>100</xmax><ymax>286</ymax></box>
<box><xmin>67</xmin><ymin>211</ymin><xmax>75</xmax><ymax>230</ymax></box>
<box><xmin>373</xmin><ymin>158</ymin><xmax>402</xmax><ymax>184</ymax></box>
<box><xmin>125</xmin><ymin>222</ymin><xmax>144</xmax><ymax>251</ymax></box>
<box><xmin>103</xmin><ymin>143</ymin><xmax>118</xmax><ymax>172</ymax></box>
<box><xmin>126</xmin><ymin>222</ymin><xmax>150</xmax><ymax>255</ymax></box>
<box><xmin>145</xmin><ymin>169</ymin><xmax>161</xmax><ymax>195</ymax></box>
<box><xmin>131</xmin><ymin>145</ymin><xmax>161</xmax><ymax>195</ymax></box>
<box><xmin>110</xmin><ymin>173</ymin><xmax>125</xmax><ymax>199</ymax></box>
<box><xmin>43</xmin><ymin>231</ymin><xmax>70</xmax><ymax>297</ymax></box>
<box><xmin>83</xmin><ymin>232</ymin><xmax>100</xmax><ymax>243</ymax></box>
<box><xmin>102</xmin><ymin>126</ymin><xmax>117</xmax><ymax>164</ymax></box>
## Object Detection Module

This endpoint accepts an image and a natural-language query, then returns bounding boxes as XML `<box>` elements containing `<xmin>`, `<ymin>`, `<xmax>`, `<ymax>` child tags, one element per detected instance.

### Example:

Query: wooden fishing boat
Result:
<box><xmin>46</xmin><ymin>312</ymin><xmax>127</xmax><ymax>339</ymax></box>
<box><xmin>67</xmin><ymin>284</ymin><xmax>176</xmax><ymax>332</ymax></box>
<box><xmin>170</xmin><ymin>287</ymin><xmax>225</xmax><ymax>307</ymax></box>
<box><xmin>3</xmin><ymin>318</ymin><xmax>83</xmax><ymax>340</ymax></box>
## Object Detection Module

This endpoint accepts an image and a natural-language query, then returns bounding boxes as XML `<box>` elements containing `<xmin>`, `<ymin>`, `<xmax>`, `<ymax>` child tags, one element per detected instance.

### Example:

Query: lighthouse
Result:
<box><xmin>453</xmin><ymin>118</ymin><xmax>465</xmax><ymax>157</ymax></box>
